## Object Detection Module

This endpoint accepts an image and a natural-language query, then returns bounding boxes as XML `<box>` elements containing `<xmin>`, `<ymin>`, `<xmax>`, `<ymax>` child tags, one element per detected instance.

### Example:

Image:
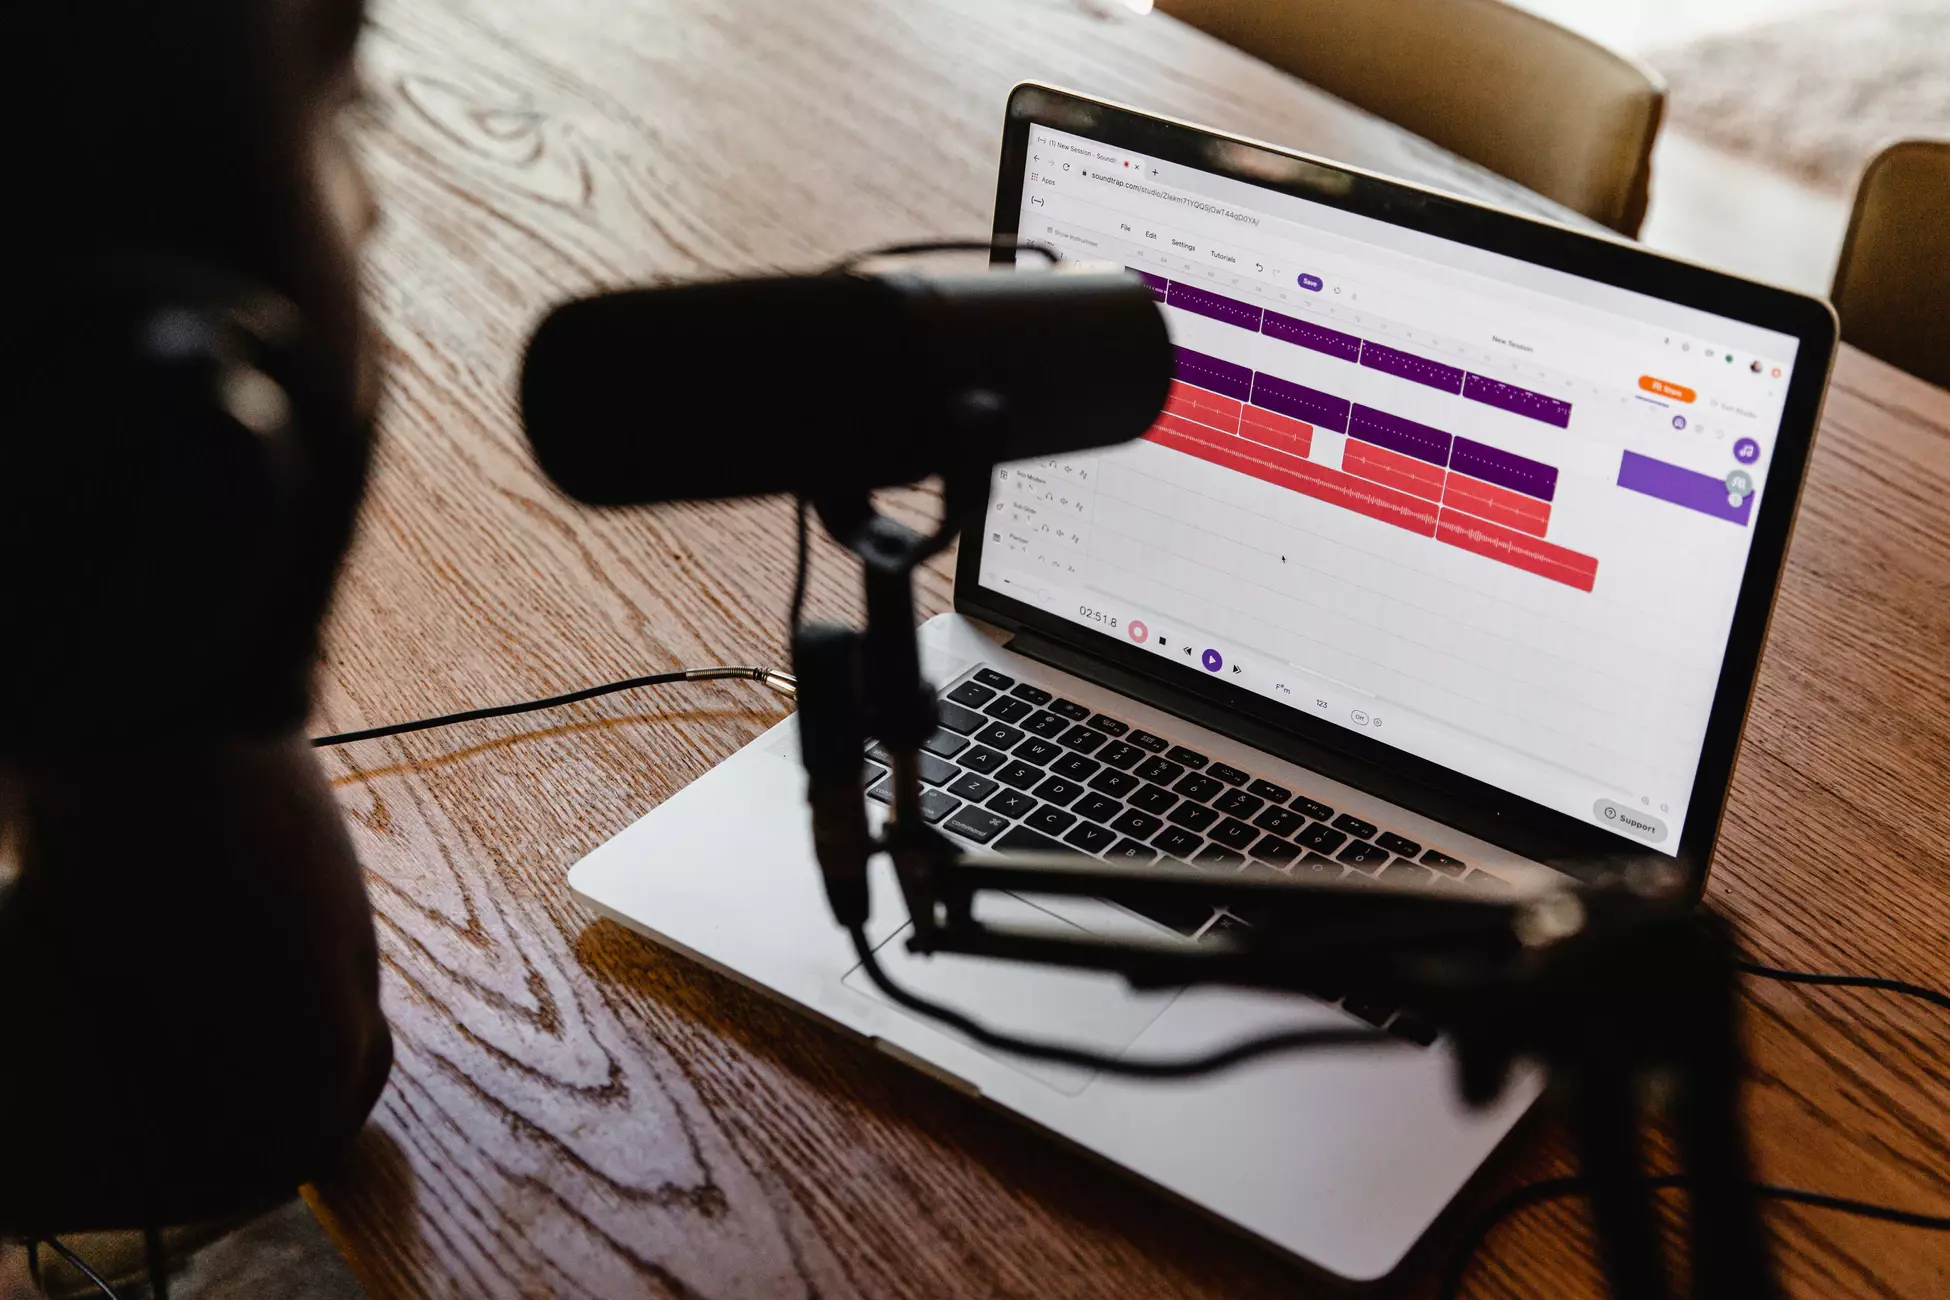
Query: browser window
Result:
<box><xmin>978</xmin><ymin>124</ymin><xmax>1803</xmax><ymax>854</ymax></box>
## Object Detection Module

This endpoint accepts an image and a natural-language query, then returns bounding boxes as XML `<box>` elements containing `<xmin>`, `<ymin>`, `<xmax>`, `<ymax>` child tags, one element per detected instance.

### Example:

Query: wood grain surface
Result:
<box><xmin>304</xmin><ymin>0</ymin><xmax>1950</xmax><ymax>1295</ymax></box>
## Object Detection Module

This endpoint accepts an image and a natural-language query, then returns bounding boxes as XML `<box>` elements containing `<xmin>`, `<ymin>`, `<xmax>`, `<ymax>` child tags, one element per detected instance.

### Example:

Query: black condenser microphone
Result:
<box><xmin>519</xmin><ymin>263</ymin><xmax>1172</xmax><ymax>505</ymax></box>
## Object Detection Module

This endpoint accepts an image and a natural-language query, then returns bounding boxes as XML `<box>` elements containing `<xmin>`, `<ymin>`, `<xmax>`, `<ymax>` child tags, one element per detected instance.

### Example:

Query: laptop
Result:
<box><xmin>569</xmin><ymin>85</ymin><xmax>1837</xmax><ymax>1283</ymax></box>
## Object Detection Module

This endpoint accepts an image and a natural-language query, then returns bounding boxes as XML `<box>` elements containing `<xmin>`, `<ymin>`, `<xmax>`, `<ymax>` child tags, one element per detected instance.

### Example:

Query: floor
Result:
<box><xmin>1511</xmin><ymin>0</ymin><xmax>1856</xmax><ymax>294</ymax></box>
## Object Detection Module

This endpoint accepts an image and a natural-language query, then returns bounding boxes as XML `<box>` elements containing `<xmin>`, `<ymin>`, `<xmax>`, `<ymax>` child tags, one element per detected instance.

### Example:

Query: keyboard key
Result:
<box><xmin>987</xmin><ymin>787</ymin><xmax>1038</xmax><ymax>819</ymax></box>
<box><xmin>1104</xmin><ymin>838</ymin><xmax>1159</xmax><ymax>864</ymax></box>
<box><xmin>1294</xmin><ymin>822</ymin><xmax>1347</xmax><ymax>854</ymax></box>
<box><xmin>1337</xmin><ymin>840</ymin><xmax>1391</xmax><ymax>870</ymax></box>
<box><xmin>867</xmin><ymin>778</ymin><xmax>892</xmax><ymax>805</ymax></box>
<box><xmin>918</xmin><ymin>753</ymin><xmax>957</xmax><ymax>786</ymax></box>
<box><xmin>1026</xmin><ymin>805</ymin><xmax>1078</xmax><ymax>837</ymax></box>
<box><xmin>1097</xmin><ymin>741</ymin><xmax>1145</xmax><ymax>770</ymax></box>
<box><xmin>973</xmin><ymin>668</ymin><xmax>1014</xmax><ymax>690</ymax></box>
<box><xmin>1166</xmin><ymin>801</ymin><xmax>1219</xmax><ymax>832</ymax></box>
<box><xmin>1292</xmin><ymin>796</ymin><xmax>1334</xmax><ymax>821</ymax></box>
<box><xmin>1291</xmin><ymin>853</ymin><xmax>1342</xmax><ymax>883</ymax></box>
<box><xmin>958</xmin><ymin>745</ymin><xmax>1007</xmax><ymax>774</ymax></box>
<box><xmin>919</xmin><ymin>788</ymin><xmax>961</xmax><ymax>823</ymax></box>
<box><xmin>1031</xmin><ymin>776</ymin><xmax>1085</xmax><ymax>806</ymax></box>
<box><xmin>1022</xmin><ymin>710</ymin><xmax>1070</xmax><ymax>738</ymax></box>
<box><xmin>1206</xmin><ymin>761</ymin><xmax>1249</xmax><ymax>786</ymax></box>
<box><xmin>1086</xmin><ymin>714</ymin><xmax>1129</xmax><ymax>736</ymax></box>
<box><xmin>1173</xmin><ymin>773</ymin><xmax>1224</xmax><ymax>802</ymax></box>
<box><xmin>1388</xmin><ymin>1013</ymin><xmax>1438</xmax><ymax>1047</ymax></box>
<box><xmin>975</xmin><ymin>722</ymin><xmax>1025</xmax><ymax>750</ymax></box>
<box><xmin>983</xmin><ymin>695</ymin><xmax>1033</xmax><ymax>724</ymax></box>
<box><xmin>866</xmin><ymin>740</ymin><xmax>892</xmax><ymax>763</ymax></box>
<box><xmin>1152</xmin><ymin>826</ymin><xmax>1204</xmax><ymax>858</ymax></box>
<box><xmin>1013</xmin><ymin>737</ymin><xmax>1062</xmax><ymax>765</ymax></box>
<box><xmin>1193</xmin><ymin>845</ymin><xmax>1245</xmax><ymax>868</ymax></box>
<box><xmin>1087</xmin><ymin>769</ymin><xmax>1140</xmax><ymax>798</ymax></box>
<box><xmin>1128</xmin><ymin>783</ymin><xmax>1178</xmax><ymax>814</ymax></box>
<box><xmin>1463</xmin><ymin>871</ymin><xmax>1513</xmax><ymax>893</ymax></box>
<box><xmin>1252</xmin><ymin>806</ymin><xmax>1308</xmax><ymax>838</ymax></box>
<box><xmin>947</xmin><ymin>771</ymin><xmax>999</xmax><ymax>802</ymax></box>
<box><xmin>944</xmin><ymin>805</ymin><xmax>1007</xmax><ymax>843</ymax></box>
<box><xmin>1134</xmin><ymin>756</ymin><xmax>1185</xmax><ymax>785</ymax></box>
<box><xmin>865</xmin><ymin>760</ymin><xmax>888</xmax><ymax>783</ymax></box>
<box><xmin>1050</xmin><ymin>753</ymin><xmax>1100</xmax><ymax>781</ymax></box>
<box><xmin>1212</xmin><ymin>788</ymin><xmax>1264</xmax><ymax>819</ymax></box>
<box><xmin>1248</xmin><ymin>779</ymin><xmax>1293</xmax><ymax>804</ymax></box>
<box><xmin>922</xmin><ymin>729</ymin><xmax>969</xmax><ymax>758</ymax></box>
<box><xmin>1165</xmin><ymin>745</ymin><xmax>1208</xmax><ymax>769</ymax></box>
<box><xmin>937</xmin><ymin>701</ymin><xmax>985</xmax><ymax>735</ymax></box>
<box><xmin>1376</xmin><ymin>832</ymin><xmax>1422</xmax><ymax>858</ymax></box>
<box><xmin>1332</xmin><ymin>813</ymin><xmax>1378</xmax><ymax>839</ymax></box>
<box><xmin>1209</xmin><ymin>818</ymin><xmax>1261</xmax><ymax>850</ymax></box>
<box><xmin>1343</xmin><ymin>993</ymin><xmax>1396</xmax><ymax>1028</ymax></box>
<box><xmin>996</xmin><ymin>760</ymin><xmax>1043</xmax><ymax>790</ymax></box>
<box><xmin>1377</xmin><ymin>861</ymin><xmax>1434</xmax><ymax>888</ymax></box>
<box><xmin>1009</xmin><ymin>682</ymin><xmax>1052</xmax><ymax>706</ymax></box>
<box><xmin>1059</xmin><ymin>725</ymin><xmax>1107</xmax><ymax>754</ymax></box>
<box><xmin>1063</xmin><ymin>820</ymin><xmax>1118</xmax><ymax>854</ymax></box>
<box><xmin>1127</xmin><ymin>730</ymin><xmax>1170</xmax><ymax>753</ymax></box>
<box><xmin>1049</xmin><ymin>699</ymin><xmax>1092</xmax><ymax>722</ymax></box>
<box><xmin>1251</xmin><ymin>836</ymin><xmax>1302</xmax><ymax>866</ymax></box>
<box><xmin>1072</xmin><ymin>793</ymin><xmax>1121</xmax><ymax>824</ymax></box>
<box><xmin>1422</xmin><ymin>849</ymin><xmax>1468</xmax><ymax>875</ymax></box>
<box><xmin>1110</xmin><ymin>808</ymin><xmax>1165</xmax><ymax>840</ymax></box>
<box><xmin>947</xmin><ymin>680</ymin><xmax>996</xmax><ymax>709</ymax></box>
<box><xmin>994</xmin><ymin>825</ymin><xmax>1068</xmax><ymax>856</ymax></box>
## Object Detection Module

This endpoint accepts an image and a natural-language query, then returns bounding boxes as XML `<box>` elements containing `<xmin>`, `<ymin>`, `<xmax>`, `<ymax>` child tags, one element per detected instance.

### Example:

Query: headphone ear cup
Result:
<box><xmin>1</xmin><ymin>260</ymin><xmax>369</xmax><ymax>745</ymax></box>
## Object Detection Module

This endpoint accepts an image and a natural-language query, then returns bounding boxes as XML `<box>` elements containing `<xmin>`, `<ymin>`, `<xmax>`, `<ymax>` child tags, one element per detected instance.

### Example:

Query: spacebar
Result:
<box><xmin>993</xmin><ymin>825</ymin><xmax>1077</xmax><ymax>854</ymax></box>
<box><xmin>994</xmin><ymin>827</ymin><xmax>1211</xmax><ymax>936</ymax></box>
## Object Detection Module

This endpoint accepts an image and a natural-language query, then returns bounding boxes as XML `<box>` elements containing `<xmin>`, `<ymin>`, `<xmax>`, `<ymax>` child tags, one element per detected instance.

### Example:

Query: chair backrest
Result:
<box><xmin>1832</xmin><ymin>139</ymin><xmax>1950</xmax><ymax>391</ymax></box>
<box><xmin>1155</xmin><ymin>0</ymin><xmax>1666</xmax><ymax>235</ymax></box>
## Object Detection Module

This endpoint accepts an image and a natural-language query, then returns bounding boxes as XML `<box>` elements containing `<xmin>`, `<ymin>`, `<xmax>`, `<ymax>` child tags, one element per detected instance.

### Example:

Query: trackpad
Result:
<box><xmin>842</xmin><ymin>892</ymin><xmax>1183</xmax><ymax>1095</ymax></box>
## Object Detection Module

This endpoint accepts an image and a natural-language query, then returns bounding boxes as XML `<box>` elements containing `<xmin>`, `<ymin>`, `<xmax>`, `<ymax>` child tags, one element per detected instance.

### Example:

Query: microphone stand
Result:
<box><xmin>789</xmin><ymin>430</ymin><xmax>1777</xmax><ymax>1300</ymax></box>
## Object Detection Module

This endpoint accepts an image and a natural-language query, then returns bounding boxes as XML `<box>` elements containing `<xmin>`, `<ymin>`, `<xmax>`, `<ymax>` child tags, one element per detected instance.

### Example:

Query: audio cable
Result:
<box><xmin>308</xmin><ymin>665</ymin><xmax>796</xmax><ymax>748</ymax></box>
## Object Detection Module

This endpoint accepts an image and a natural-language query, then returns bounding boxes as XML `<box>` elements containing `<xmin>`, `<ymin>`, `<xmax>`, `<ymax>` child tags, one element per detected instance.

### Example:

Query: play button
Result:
<box><xmin>1200</xmin><ymin>648</ymin><xmax>1223</xmax><ymax>672</ymax></box>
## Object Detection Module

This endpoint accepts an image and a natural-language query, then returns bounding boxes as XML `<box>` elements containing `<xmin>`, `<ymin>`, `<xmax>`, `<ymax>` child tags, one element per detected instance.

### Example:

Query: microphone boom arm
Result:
<box><xmin>796</xmin><ymin>478</ymin><xmax>1776</xmax><ymax>1300</ymax></box>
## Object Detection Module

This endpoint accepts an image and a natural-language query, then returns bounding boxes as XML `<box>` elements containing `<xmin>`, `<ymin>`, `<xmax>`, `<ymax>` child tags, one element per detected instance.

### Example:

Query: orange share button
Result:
<box><xmin>1639</xmin><ymin>375</ymin><xmax>1696</xmax><ymax>402</ymax></box>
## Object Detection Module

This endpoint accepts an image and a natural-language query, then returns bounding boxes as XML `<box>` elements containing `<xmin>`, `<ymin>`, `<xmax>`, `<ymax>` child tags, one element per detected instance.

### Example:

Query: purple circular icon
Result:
<box><xmin>1733</xmin><ymin>437</ymin><xmax>1760</xmax><ymax>464</ymax></box>
<box><xmin>1672</xmin><ymin>415</ymin><xmax>1687</xmax><ymax>430</ymax></box>
<box><xmin>1200</xmin><ymin>648</ymin><xmax>1223</xmax><ymax>673</ymax></box>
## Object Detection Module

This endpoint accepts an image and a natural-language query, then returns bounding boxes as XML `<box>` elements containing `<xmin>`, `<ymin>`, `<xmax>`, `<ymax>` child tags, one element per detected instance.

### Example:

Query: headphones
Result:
<box><xmin>1</xmin><ymin>258</ymin><xmax>369</xmax><ymax>748</ymax></box>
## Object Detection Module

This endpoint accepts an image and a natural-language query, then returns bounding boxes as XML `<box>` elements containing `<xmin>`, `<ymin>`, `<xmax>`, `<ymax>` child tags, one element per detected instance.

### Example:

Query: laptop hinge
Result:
<box><xmin>1002</xmin><ymin>627</ymin><xmax>1556</xmax><ymax>864</ymax></box>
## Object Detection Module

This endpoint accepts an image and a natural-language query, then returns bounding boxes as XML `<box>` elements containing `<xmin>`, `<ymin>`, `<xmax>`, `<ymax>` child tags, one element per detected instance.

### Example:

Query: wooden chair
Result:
<box><xmin>1831</xmin><ymin>139</ymin><xmax>1950</xmax><ymax>391</ymax></box>
<box><xmin>1153</xmin><ymin>0</ymin><xmax>1666</xmax><ymax>236</ymax></box>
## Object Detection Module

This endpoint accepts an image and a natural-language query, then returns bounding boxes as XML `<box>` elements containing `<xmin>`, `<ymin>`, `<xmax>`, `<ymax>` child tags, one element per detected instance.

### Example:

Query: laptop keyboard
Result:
<box><xmin>863</xmin><ymin>665</ymin><xmax>1518</xmax><ymax>1048</ymax></box>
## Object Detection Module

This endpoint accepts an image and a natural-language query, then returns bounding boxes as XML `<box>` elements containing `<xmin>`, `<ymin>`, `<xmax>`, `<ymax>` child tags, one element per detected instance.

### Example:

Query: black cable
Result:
<box><xmin>33</xmin><ymin>1237</ymin><xmax>125</xmax><ymax>1299</ymax></box>
<box><xmin>1738</xmin><ymin>959</ymin><xmax>1950</xmax><ymax>1012</ymax></box>
<box><xmin>308</xmin><ymin>666</ymin><xmax>794</xmax><ymax>747</ymax></box>
<box><xmin>1439</xmin><ymin>1175</ymin><xmax>1950</xmax><ymax>1299</ymax></box>
<box><xmin>847</xmin><ymin>927</ymin><xmax>1391</xmax><ymax>1078</ymax></box>
<box><xmin>790</xmin><ymin>494</ymin><xmax>810</xmax><ymax>632</ymax></box>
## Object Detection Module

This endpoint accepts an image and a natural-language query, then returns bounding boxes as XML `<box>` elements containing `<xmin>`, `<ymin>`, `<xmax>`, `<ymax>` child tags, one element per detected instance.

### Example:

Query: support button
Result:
<box><xmin>1593</xmin><ymin>799</ymin><xmax>1668</xmax><ymax>844</ymax></box>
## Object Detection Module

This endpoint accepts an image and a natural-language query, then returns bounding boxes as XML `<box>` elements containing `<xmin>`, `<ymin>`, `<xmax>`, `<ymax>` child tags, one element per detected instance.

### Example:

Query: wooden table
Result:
<box><xmin>309</xmin><ymin>0</ymin><xmax>1950</xmax><ymax>1294</ymax></box>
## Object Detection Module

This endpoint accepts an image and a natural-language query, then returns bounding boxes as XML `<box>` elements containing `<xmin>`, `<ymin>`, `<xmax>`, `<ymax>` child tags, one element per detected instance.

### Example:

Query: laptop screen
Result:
<box><xmin>976</xmin><ymin>122</ymin><xmax>1807</xmax><ymax>857</ymax></box>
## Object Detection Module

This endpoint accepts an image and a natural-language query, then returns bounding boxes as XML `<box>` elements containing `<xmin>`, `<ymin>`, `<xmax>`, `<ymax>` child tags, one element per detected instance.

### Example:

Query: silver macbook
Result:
<box><xmin>569</xmin><ymin>87</ymin><xmax>1835</xmax><ymax>1282</ymax></box>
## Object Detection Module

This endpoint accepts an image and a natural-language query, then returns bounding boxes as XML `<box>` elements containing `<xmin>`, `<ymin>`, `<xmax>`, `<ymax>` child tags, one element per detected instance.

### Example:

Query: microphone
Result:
<box><xmin>519</xmin><ymin>263</ymin><xmax>1172</xmax><ymax>505</ymax></box>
